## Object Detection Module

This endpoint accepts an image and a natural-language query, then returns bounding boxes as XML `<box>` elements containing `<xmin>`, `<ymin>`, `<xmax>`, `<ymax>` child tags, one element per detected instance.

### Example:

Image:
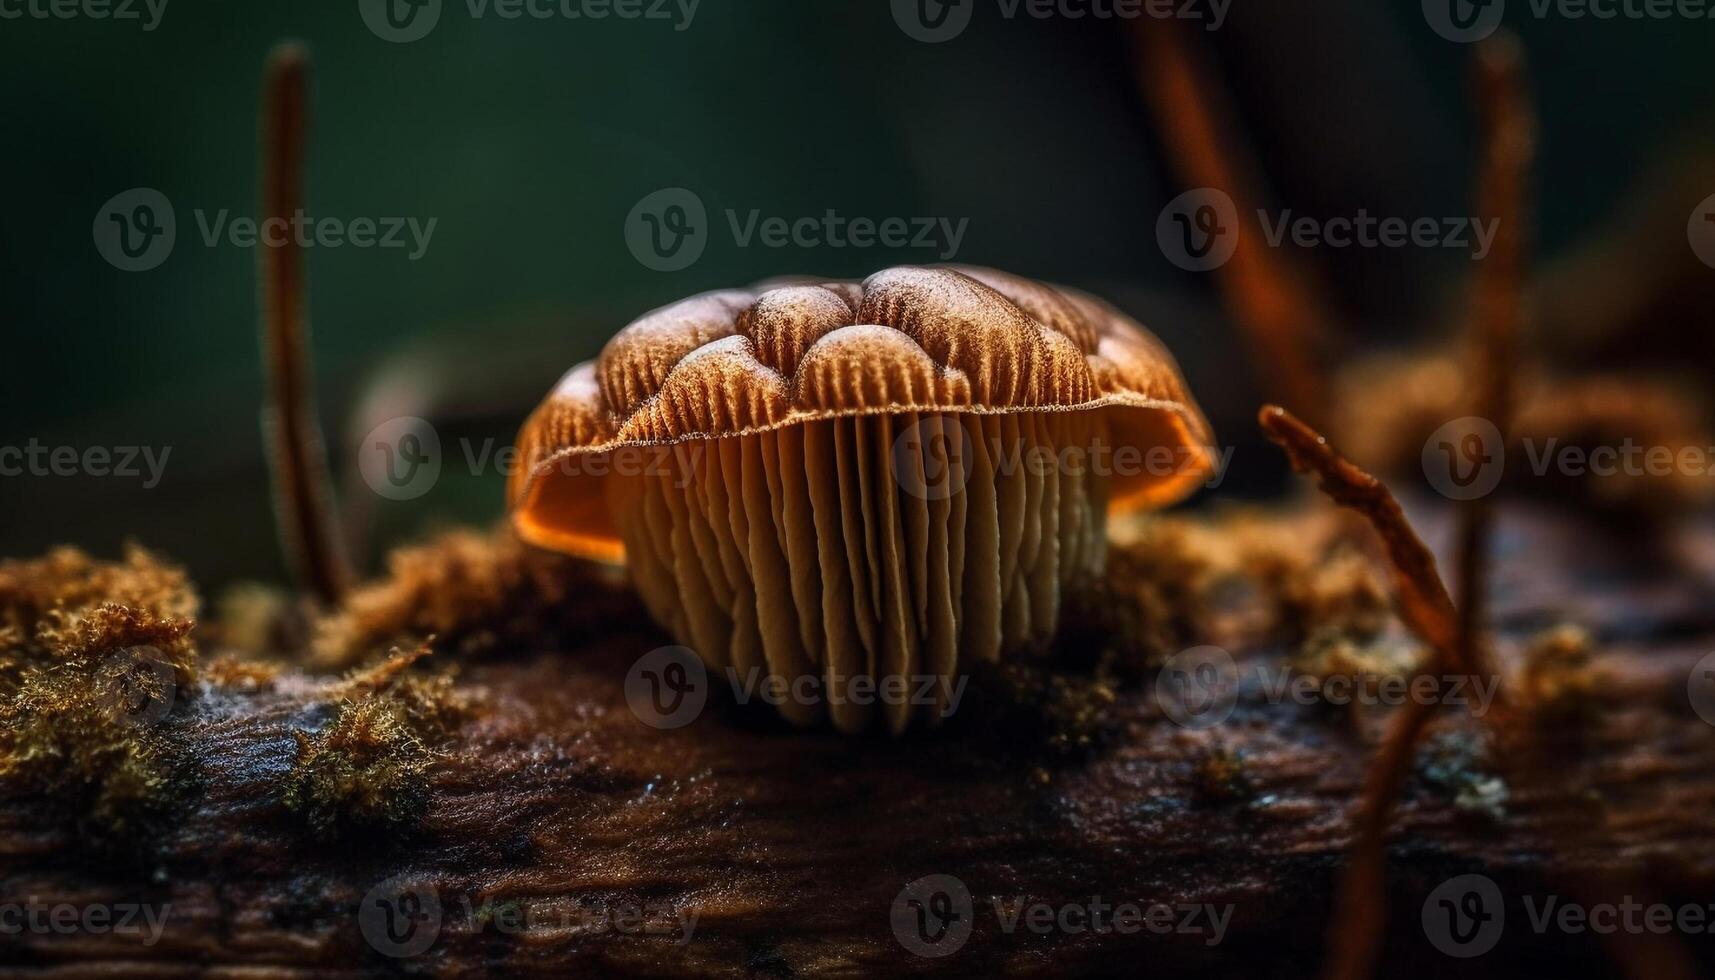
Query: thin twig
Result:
<box><xmin>1258</xmin><ymin>405</ymin><xmax>1499</xmax><ymax>980</ymax></box>
<box><xmin>1259</xmin><ymin>406</ymin><xmax>1468</xmax><ymax>676</ymax></box>
<box><xmin>1126</xmin><ymin>19</ymin><xmax>1330</xmax><ymax>423</ymax></box>
<box><xmin>1455</xmin><ymin>52</ymin><xmax>1698</xmax><ymax>979</ymax></box>
<box><xmin>1453</xmin><ymin>32</ymin><xmax>1534</xmax><ymax>685</ymax></box>
<box><xmin>1443</xmin><ymin>37</ymin><xmax>1689</xmax><ymax>980</ymax></box>
<box><xmin>260</xmin><ymin>42</ymin><xmax>350</xmax><ymax>606</ymax></box>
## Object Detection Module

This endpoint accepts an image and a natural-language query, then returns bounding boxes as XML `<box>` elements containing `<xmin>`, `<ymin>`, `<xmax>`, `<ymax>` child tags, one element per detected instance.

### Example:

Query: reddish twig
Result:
<box><xmin>1454</xmin><ymin>52</ymin><xmax>1696</xmax><ymax>980</ymax></box>
<box><xmin>260</xmin><ymin>43</ymin><xmax>349</xmax><ymax>606</ymax></box>
<box><xmin>1258</xmin><ymin>405</ymin><xmax>1500</xmax><ymax>980</ymax></box>
<box><xmin>1453</xmin><ymin>32</ymin><xmax>1535</xmax><ymax>686</ymax></box>
<box><xmin>1259</xmin><ymin>406</ymin><xmax>1468</xmax><ymax>676</ymax></box>
<box><xmin>1127</xmin><ymin>20</ymin><xmax>1330</xmax><ymax>423</ymax></box>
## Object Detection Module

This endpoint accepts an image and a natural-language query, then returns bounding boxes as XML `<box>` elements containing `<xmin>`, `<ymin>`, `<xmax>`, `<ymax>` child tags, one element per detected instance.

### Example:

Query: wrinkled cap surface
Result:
<box><xmin>509</xmin><ymin>265</ymin><xmax>1217</xmax><ymax>560</ymax></box>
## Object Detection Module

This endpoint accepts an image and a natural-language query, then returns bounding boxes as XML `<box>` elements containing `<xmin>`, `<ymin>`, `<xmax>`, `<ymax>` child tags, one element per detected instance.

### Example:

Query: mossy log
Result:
<box><xmin>3</xmin><ymin>504</ymin><xmax>1714</xmax><ymax>978</ymax></box>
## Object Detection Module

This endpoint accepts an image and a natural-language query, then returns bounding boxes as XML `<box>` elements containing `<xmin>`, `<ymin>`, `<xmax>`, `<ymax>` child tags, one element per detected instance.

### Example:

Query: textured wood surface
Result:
<box><xmin>3</xmin><ymin>504</ymin><xmax>1714</xmax><ymax>978</ymax></box>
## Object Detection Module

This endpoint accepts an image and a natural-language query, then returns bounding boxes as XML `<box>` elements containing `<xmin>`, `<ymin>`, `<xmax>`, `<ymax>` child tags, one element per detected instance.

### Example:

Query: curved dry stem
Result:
<box><xmin>1258</xmin><ymin>404</ymin><xmax>1502</xmax><ymax>980</ymax></box>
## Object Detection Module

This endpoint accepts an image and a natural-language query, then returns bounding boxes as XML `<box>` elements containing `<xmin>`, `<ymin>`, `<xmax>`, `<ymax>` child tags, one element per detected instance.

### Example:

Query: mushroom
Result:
<box><xmin>509</xmin><ymin>266</ymin><xmax>1215</xmax><ymax>732</ymax></box>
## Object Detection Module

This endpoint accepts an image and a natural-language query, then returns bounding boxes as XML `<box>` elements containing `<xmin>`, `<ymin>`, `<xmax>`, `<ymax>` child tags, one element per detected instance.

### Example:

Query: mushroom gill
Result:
<box><xmin>509</xmin><ymin>266</ymin><xmax>1215</xmax><ymax>733</ymax></box>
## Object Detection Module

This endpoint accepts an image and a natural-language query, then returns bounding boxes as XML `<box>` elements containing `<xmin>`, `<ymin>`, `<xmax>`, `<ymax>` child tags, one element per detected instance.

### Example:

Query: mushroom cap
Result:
<box><xmin>510</xmin><ymin>265</ymin><xmax>1216</xmax><ymax>561</ymax></box>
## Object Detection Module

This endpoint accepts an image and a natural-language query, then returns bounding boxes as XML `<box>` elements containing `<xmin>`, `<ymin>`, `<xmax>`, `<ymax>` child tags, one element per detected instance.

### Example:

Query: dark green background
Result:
<box><xmin>2</xmin><ymin>0</ymin><xmax>1710</xmax><ymax>586</ymax></box>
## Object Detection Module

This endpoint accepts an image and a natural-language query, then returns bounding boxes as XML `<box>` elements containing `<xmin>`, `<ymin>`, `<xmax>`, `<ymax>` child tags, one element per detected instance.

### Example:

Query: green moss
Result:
<box><xmin>0</xmin><ymin>663</ymin><xmax>191</xmax><ymax>840</ymax></box>
<box><xmin>283</xmin><ymin>694</ymin><xmax>432</xmax><ymax>841</ymax></box>
<box><xmin>281</xmin><ymin>646</ymin><xmax>467</xmax><ymax>842</ymax></box>
<box><xmin>0</xmin><ymin>546</ymin><xmax>202</xmax><ymax>844</ymax></box>
<box><xmin>338</xmin><ymin>644</ymin><xmax>470</xmax><ymax>739</ymax></box>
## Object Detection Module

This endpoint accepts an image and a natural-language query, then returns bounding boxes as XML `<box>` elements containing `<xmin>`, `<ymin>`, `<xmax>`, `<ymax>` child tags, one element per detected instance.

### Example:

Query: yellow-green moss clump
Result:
<box><xmin>283</xmin><ymin>694</ymin><xmax>431</xmax><ymax>840</ymax></box>
<box><xmin>1072</xmin><ymin>509</ymin><xmax>1392</xmax><ymax>678</ymax></box>
<box><xmin>282</xmin><ymin>646</ymin><xmax>467</xmax><ymax>841</ymax></box>
<box><xmin>997</xmin><ymin>510</ymin><xmax>1400</xmax><ymax>756</ymax></box>
<box><xmin>200</xmin><ymin>654</ymin><xmax>283</xmax><ymax>693</ymax></box>
<box><xmin>1291</xmin><ymin>631</ymin><xmax>1425</xmax><ymax>704</ymax></box>
<box><xmin>1520</xmin><ymin>623</ymin><xmax>1596</xmax><ymax>719</ymax></box>
<box><xmin>0</xmin><ymin>546</ymin><xmax>201</xmax><ymax>840</ymax></box>
<box><xmin>311</xmin><ymin>526</ymin><xmax>629</xmax><ymax>669</ymax></box>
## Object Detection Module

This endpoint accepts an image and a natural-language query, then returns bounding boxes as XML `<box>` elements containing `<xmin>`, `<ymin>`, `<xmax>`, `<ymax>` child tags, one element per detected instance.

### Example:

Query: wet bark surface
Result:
<box><xmin>3</xmin><ymin>504</ymin><xmax>1714</xmax><ymax>978</ymax></box>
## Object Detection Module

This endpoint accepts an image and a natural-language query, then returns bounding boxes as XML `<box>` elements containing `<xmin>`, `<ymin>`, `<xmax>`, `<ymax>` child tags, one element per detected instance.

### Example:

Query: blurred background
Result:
<box><xmin>2</xmin><ymin>0</ymin><xmax>1712</xmax><ymax>587</ymax></box>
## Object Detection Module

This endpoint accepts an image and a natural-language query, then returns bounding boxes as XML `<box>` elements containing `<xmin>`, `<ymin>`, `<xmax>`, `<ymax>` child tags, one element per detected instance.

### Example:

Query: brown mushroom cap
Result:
<box><xmin>510</xmin><ymin>265</ymin><xmax>1216</xmax><ymax>560</ymax></box>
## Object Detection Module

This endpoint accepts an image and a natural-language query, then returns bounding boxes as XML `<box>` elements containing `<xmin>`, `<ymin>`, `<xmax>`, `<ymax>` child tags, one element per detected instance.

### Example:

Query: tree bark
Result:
<box><xmin>3</xmin><ymin>504</ymin><xmax>1714</xmax><ymax>978</ymax></box>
